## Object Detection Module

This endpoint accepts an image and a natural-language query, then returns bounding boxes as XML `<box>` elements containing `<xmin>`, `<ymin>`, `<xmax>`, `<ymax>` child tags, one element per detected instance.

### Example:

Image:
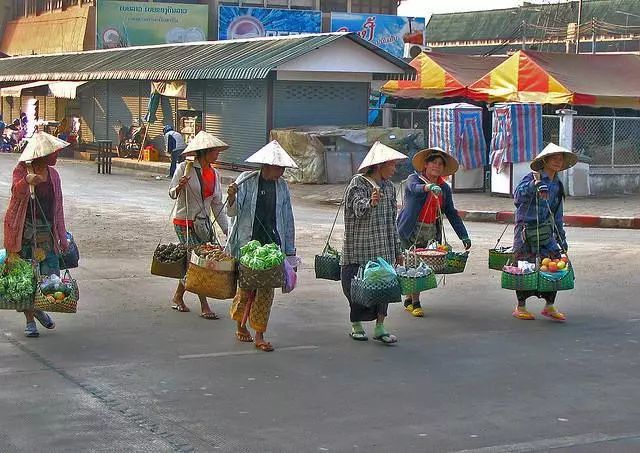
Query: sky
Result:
<box><xmin>398</xmin><ymin>0</ymin><xmax>566</xmax><ymax>18</ymax></box>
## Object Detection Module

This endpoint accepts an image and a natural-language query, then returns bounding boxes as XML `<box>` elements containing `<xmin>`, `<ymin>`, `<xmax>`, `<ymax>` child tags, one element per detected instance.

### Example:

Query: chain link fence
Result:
<box><xmin>574</xmin><ymin>116</ymin><xmax>640</xmax><ymax>167</ymax></box>
<box><xmin>542</xmin><ymin>115</ymin><xmax>560</xmax><ymax>146</ymax></box>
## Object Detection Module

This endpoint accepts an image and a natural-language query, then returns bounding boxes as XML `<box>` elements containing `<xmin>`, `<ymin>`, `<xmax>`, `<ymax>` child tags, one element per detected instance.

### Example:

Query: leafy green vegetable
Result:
<box><xmin>239</xmin><ymin>241</ymin><xmax>285</xmax><ymax>270</ymax></box>
<box><xmin>0</xmin><ymin>258</ymin><xmax>35</xmax><ymax>303</ymax></box>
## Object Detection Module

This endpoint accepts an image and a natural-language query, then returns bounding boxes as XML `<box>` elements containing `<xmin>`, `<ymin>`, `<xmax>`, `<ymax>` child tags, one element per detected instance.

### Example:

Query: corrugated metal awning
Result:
<box><xmin>0</xmin><ymin>81</ymin><xmax>86</xmax><ymax>98</ymax></box>
<box><xmin>0</xmin><ymin>33</ymin><xmax>413</xmax><ymax>83</ymax></box>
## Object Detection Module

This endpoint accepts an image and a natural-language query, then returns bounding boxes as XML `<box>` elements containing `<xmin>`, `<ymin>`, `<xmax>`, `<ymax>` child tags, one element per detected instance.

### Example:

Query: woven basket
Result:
<box><xmin>488</xmin><ymin>248</ymin><xmax>514</xmax><ymax>271</ymax></box>
<box><xmin>501</xmin><ymin>271</ymin><xmax>538</xmax><ymax>291</ymax></box>
<box><xmin>34</xmin><ymin>278</ymin><xmax>79</xmax><ymax>313</ymax></box>
<box><xmin>398</xmin><ymin>272</ymin><xmax>437</xmax><ymax>295</ymax></box>
<box><xmin>314</xmin><ymin>254</ymin><xmax>341</xmax><ymax>281</ymax></box>
<box><xmin>439</xmin><ymin>251</ymin><xmax>469</xmax><ymax>274</ymax></box>
<box><xmin>538</xmin><ymin>267</ymin><xmax>575</xmax><ymax>292</ymax></box>
<box><xmin>184</xmin><ymin>262</ymin><xmax>237</xmax><ymax>300</ymax></box>
<box><xmin>238</xmin><ymin>263</ymin><xmax>284</xmax><ymax>290</ymax></box>
<box><xmin>408</xmin><ymin>249</ymin><xmax>447</xmax><ymax>273</ymax></box>
<box><xmin>351</xmin><ymin>277</ymin><xmax>402</xmax><ymax>308</ymax></box>
<box><xmin>151</xmin><ymin>256</ymin><xmax>187</xmax><ymax>279</ymax></box>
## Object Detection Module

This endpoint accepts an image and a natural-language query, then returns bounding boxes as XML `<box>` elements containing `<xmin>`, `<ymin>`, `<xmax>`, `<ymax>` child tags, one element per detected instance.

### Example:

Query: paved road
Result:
<box><xmin>1</xmin><ymin>155</ymin><xmax>639</xmax><ymax>452</ymax></box>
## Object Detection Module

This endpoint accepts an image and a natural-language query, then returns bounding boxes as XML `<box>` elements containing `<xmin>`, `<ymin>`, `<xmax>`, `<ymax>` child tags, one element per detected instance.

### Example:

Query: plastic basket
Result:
<box><xmin>397</xmin><ymin>272</ymin><xmax>437</xmax><ymax>295</ymax></box>
<box><xmin>538</xmin><ymin>266</ymin><xmax>575</xmax><ymax>292</ymax></box>
<box><xmin>501</xmin><ymin>271</ymin><xmax>538</xmax><ymax>291</ymax></box>
<box><xmin>408</xmin><ymin>249</ymin><xmax>447</xmax><ymax>273</ymax></box>
<box><xmin>314</xmin><ymin>254</ymin><xmax>341</xmax><ymax>281</ymax></box>
<box><xmin>440</xmin><ymin>251</ymin><xmax>469</xmax><ymax>274</ymax></box>
<box><xmin>488</xmin><ymin>248</ymin><xmax>514</xmax><ymax>271</ymax></box>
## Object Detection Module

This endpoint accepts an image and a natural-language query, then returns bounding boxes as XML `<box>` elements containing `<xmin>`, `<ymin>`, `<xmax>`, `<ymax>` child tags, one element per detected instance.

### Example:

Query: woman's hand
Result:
<box><xmin>25</xmin><ymin>174</ymin><xmax>46</xmax><ymax>185</ymax></box>
<box><xmin>227</xmin><ymin>183</ymin><xmax>238</xmax><ymax>205</ymax></box>
<box><xmin>175</xmin><ymin>176</ymin><xmax>190</xmax><ymax>194</ymax></box>
<box><xmin>7</xmin><ymin>252</ymin><xmax>20</xmax><ymax>264</ymax></box>
<box><xmin>370</xmin><ymin>188</ymin><xmax>380</xmax><ymax>207</ymax></box>
<box><xmin>462</xmin><ymin>238</ymin><xmax>472</xmax><ymax>250</ymax></box>
<box><xmin>395</xmin><ymin>255</ymin><xmax>405</xmax><ymax>266</ymax></box>
<box><xmin>425</xmin><ymin>183</ymin><xmax>442</xmax><ymax>195</ymax></box>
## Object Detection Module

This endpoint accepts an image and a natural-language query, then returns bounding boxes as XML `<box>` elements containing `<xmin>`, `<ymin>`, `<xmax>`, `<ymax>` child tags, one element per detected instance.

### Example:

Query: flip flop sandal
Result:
<box><xmin>349</xmin><ymin>331</ymin><xmax>368</xmax><ymax>341</ymax></box>
<box><xmin>512</xmin><ymin>309</ymin><xmax>535</xmax><ymax>320</ymax></box>
<box><xmin>373</xmin><ymin>333</ymin><xmax>398</xmax><ymax>344</ymax></box>
<box><xmin>200</xmin><ymin>312</ymin><xmax>220</xmax><ymax>320</ymax></box>
<box><xmin>235</xmin><ymin>331</ymin><xmax>254</xmax><ymax>342</ymax></box>
<box><xmin>34</xmin><ymin>310</ymin><xmax>55</xmax><ymax>329</ymax></box>
<box><xmin>541</xmin><ymin>308</ymin><xmax>566</xmax><ymax>322</ymax></box>
<box><xmin>171</xmin><ymin>304</ymin><xmax>190</xmax><ymax>312</ymax></box>
<box><xmin>255</xmin><ymin>341</ymin><xmax>274</xmax><ymax>352</ymax></box>
<box><xmin>411</xmin><ymin>307</ymin><xmax>425</xmax><ymax>317</ymax></box>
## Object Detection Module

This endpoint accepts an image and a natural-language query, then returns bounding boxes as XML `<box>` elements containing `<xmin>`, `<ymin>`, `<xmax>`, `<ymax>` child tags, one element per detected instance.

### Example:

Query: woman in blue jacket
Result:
<box><xmin>396</xmin><ymin>147</ymin><xmax>471</xmax><ymax>317</ymax></box>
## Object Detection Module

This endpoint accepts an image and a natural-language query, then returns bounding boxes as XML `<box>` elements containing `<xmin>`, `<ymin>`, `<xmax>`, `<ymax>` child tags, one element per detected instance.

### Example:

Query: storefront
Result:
<box><xmin>0</xmin><ymin>33</ymin><xmax>413</xmax><ymax>164</ymax></box>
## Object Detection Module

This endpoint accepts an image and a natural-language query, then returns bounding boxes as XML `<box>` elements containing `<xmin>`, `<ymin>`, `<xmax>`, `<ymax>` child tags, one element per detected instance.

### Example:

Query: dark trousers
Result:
<box><xmin>169</xmin><ymin>147</ymin><xmax>185</xmax><ymax>177</ymax></box>
<box><xmin>341</xmin><ymin>264</ymin><xmax>388</xmax><ymax>323</ymax></box>
<box><xmin>516</xmin><ymin>290</ymin><xmax>557</xmax><ymax>306</ymax></box>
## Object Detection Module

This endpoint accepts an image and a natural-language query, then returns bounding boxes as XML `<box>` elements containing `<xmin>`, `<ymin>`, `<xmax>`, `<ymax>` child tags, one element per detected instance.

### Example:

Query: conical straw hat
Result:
<box><xmin>182</xmin><ymin>131</ymin><xmax>229</xmax><ymax>156</ymax></box>
<box><xmin>18</xmin><ymin>131</ymin><xmax>70</xmax><ymax>162</ymax></box>
<box><xmin>530</xmin><ymin>143</ymin><xmax>578</xmax><ymax>171</ymax></box>
<box><xmin>357</xmin><ymin>141</ymin><xmax>407</xmax><ymax>172</ymax></box>
<box><xmin>412</xmin><ymin>146</ymin><xmax>459</xmax><ymax>176</ymax></box>
<box><xmin>245</xmin><ymin>140</ymin><xmax>298</xmax><ymax>168</ymax></box>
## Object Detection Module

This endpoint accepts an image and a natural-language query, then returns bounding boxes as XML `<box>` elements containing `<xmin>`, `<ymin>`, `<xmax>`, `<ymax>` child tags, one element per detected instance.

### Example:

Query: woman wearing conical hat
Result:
<box><xmin>341</xmin><ymin>142</ymin><xmax>407</xmax><ymax>344</ymax></box>
<box><xmin>511</xmin><ymin>143</ymin><xmax>577</xmax><ymax>322</ymax></box>
<box><xmin>226</xmin><ymin>140</ymin><xmax>298</xmax><ymax>352</ymax></box>
<box><xmin>396</xmin><ymin>147</ymin><xmax>471</xmax><ymax>317</ymax></box>
<box><xmin>3</xmin><ymin>131</ymin><xmax>70</xmax><ymax>337</ymax></box>
<box><xmin>168</xmin><ymin>131</ymin><xmax>230</xmax><ymax>319</ymax></box>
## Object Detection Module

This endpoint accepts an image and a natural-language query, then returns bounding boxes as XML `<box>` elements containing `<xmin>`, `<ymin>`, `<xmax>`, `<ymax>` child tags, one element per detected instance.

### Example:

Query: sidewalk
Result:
<box><xmin>112</xmin><ymin>157</ymin><xmax>640</xmax><ymax>229</ymax></box>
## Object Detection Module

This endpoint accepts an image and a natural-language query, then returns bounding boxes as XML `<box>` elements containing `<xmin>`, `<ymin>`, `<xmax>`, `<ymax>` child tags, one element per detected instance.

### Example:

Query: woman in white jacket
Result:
<box><xmin>168</xmin><ymin>131</ymin><xmax>229</xmax><ymax>319</ymax></box>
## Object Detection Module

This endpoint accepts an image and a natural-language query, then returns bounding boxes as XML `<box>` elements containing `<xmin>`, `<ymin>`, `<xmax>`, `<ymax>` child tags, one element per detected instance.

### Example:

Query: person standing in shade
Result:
<box><xmin>226</xmin><ymin>141</ymin><xmax>297</xmax><ymax>352</ymax></box>
<box><xmin>341</xmin><ymin>142</ymin><xmax>407</xmax><ymax>344</ymax></box>
<box><xmin>511</xmin><ymin>143</ymin><xmax>576</xmax><ymax>321</ymax></box>
<box><xmin>164</xmin><ymin>125</ymin><xmax>186</xmax><ymax>178</ymax></box>
<box><xmin>396</xmin><ymin>147</ymin><xmax>471</xmax><ymax>317</ymax></box>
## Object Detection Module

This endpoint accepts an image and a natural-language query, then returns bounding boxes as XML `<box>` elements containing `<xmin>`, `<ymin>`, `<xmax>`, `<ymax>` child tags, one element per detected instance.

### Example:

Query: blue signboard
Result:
<box><xmin>218</xmin><ymin>6</ymin><xmax>322</xmax><ymax>40</ymax></box>
<box><xmin>330</xmin><ymin>13</ymin><xmax>425</xmax><ymax>57</ymax></box>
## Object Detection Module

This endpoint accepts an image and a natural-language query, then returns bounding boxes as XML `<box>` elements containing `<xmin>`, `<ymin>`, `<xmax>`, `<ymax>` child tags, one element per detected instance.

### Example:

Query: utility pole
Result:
<box><xmin>591</xmin><ymin>17</ymin><xmax>597</xmax><ymax>54</ymax></box>
<box><xmin>521</xmin><ymin>20</ymin><xmax>527</xmax><ymax>50</ymax></box>
<box><xmin>575</xmin><ymin>0</ymin><xmax>583</xmax><ymax>53</ymax></box>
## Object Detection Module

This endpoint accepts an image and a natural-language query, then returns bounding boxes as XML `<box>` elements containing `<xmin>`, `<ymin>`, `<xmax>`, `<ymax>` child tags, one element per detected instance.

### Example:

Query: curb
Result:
<box><xmin>108</xmin><ymin>158</ymin><xmax>237</xmax><ymax>185</ymax></box>
<box><xmin>458</xmin><ymin>210</ymin><xmax>640</xmax><ymax>229</ymax></box>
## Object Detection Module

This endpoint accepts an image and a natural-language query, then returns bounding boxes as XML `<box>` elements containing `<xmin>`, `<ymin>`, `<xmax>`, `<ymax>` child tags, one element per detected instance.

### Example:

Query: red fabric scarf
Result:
<box><xmin>201</xmin><ymin>165</ymin><xmax>217</xmax><ymax>200</ymax></box>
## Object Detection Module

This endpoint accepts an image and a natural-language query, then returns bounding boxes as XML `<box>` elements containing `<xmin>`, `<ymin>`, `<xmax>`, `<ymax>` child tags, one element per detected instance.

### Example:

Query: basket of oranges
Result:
<box><xmin>538</xmin><ymin>256</ymin><xmax>574</xmax><ymax>291</ymax></box>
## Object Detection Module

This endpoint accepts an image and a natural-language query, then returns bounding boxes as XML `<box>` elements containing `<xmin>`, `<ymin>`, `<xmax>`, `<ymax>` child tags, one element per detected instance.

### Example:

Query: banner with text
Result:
<box><xmin>218</xmin><ymin>6</ymin><xmax>321</xmax><ymax>40</ymax></box>
<box><xmin>330</xmin><ymin>13</ymin><xmax>425</xmax><ymax>57</ymax></box>
<box><xmin>97</xmin><ymin>0</ymin><xmax>209</xmax><ymax>48</ymax></box>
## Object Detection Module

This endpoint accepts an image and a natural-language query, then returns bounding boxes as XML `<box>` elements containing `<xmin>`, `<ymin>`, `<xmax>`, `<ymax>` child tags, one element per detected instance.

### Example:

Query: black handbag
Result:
<box><xmin>350</xmin><ymin>267</ymin><xmax>401</xmax><ymax>308</ymax></box>
<box><xmin>59</xmin><ymin>231</ymin><xmax>80</xmax><ymax>270</ymax></box>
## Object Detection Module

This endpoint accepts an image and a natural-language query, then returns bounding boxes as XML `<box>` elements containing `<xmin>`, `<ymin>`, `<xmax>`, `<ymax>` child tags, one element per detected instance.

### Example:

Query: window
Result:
<box><xmin>320</xmin><ymin>0</ymin><xmax>347</xmax><ymax>13</ymax></box>
<box><xmin>351</xmin><ymin>0</ymin><xmax>395</xmax><ymax>14</ymax></box>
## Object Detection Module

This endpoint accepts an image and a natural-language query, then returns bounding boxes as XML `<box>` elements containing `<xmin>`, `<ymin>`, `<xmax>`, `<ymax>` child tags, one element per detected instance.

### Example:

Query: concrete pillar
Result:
<box><xmin>556</xmin><ymin>108</ymin><xmax>576</xmax><ymax>151</ymax></box>
<box><xmin>382</xmin><ymin>103</ymin><xmax>395</xmax><ymax>128</ymax></box>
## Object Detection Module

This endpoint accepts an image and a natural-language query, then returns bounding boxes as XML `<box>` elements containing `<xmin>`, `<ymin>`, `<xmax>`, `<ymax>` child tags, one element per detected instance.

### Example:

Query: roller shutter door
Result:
<box><xmin>93</xmin><ymin>83</ymin><xmax>109</xmax><ymax>141</ymax></box>
<box><xmin>107</xmin><ymin>81</ymin><xmax>141</xmax><ymax>145</ymax></box>
<box><xmin>204</xmin><ymin>80</ymin><xmax>267</xmax><ymax>165</ymax></box>
<box><xmin>45</xmin><ymin>95</ymin><xmax>57</xmax><ymax>121</ymax></box>
<box><xmin>78</xmin><ymin>85</ymin><xmax>95</xmax><ymax>143</ymax></box>
<box><xmin>272</xmin><ymin>81</ymin><xmax>368</xmax><ymax>128</ymax></box>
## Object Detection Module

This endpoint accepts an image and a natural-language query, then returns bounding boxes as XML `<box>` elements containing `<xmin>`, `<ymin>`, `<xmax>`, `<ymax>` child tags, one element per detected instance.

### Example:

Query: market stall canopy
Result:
<box><xmin>0</xmin><ymin>81</ymin><xmax>86</xmax><ymax>99</ymax></box>
<box><xmin>469</xmin><ymin>50</ymin><xmax>640</xmax><ymax>109</ymax></box>
<box><xmin>382</xmin><ymin>52</ymin><xmax>505</xmax><ymax>99</ymax></box>
<box><xmin>0</xmin><ymin>33</ymin><xmax>414</xmax><ymax>83</ymax></box>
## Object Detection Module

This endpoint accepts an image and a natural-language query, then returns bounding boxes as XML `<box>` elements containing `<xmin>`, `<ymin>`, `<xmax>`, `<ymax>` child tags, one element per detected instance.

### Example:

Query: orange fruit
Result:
<box><xmin>561</xmin><ymin>256</ymin><xmax>569</xmax><ymax>263</ymax></box>
<box><xmin>540</xmin><ymin>265</ymin><xmax>549</xmax><ymax>272</ymax></box>
<box><xmin>557</xmin><ymin>261</ymin><xmax>566</xmax><ymax>270</ymax></box>
<box><xmin>548</xmin><ymin>262</ymin><xmax>558</xmax><ymax>272</ymax></box>
<box><xmin>541</xmin><ymin>258</ymin><xmax>551</xmax><ymax>266</ymax></box>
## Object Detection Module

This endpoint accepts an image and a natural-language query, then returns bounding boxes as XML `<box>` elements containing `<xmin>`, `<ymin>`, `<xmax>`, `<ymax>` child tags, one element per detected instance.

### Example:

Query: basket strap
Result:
<box><xmin>322</xmin><ymin>184</ymin><xmax>350</xmax><ymax>254</ymax></box>
<box><xmin>493</xmin><ymin>223</ymin><xmax>510</xmax><ymax>250</ymax></box>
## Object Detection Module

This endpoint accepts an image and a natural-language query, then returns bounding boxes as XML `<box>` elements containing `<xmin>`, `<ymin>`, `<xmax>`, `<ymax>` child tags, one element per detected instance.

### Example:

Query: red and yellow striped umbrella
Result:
<box><xmin>382</xmin><ymin>52</ymin><xmax>504</xmax><ymax>99</ymax></box>
<box><xmin>469</xmin><ymin>50</ymin><xmax>640</xmax><ymax>109</ymax></box>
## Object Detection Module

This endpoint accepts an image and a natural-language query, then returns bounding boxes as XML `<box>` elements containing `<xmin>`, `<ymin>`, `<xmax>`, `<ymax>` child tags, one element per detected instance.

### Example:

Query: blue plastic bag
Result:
<box><xmin>0</xmin><ymin>249</ymin><xmax>6</xmax><ymax>266</ymax></box>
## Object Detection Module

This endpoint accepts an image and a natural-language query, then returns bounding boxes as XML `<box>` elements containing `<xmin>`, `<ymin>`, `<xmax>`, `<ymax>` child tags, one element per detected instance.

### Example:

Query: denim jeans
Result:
<box><xmin>169</xmin><ymin>147</ymin><xmax>186</xmax><ymax>177</ymax></box>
